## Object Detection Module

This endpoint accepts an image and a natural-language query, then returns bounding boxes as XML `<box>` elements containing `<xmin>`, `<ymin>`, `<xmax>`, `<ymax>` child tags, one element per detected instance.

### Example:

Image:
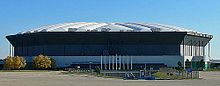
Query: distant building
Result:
<box><xmin>6</xmin><ymin>22</ymin><xmax>213</xmax><ymax>69</ymax></box>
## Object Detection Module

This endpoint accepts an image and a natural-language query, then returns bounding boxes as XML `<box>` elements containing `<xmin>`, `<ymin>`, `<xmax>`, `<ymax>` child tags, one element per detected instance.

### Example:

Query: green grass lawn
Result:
<box><xmin>204</xmin><ymin>68</ymin><xmax>220</xmax><ymax>71</ymax></box>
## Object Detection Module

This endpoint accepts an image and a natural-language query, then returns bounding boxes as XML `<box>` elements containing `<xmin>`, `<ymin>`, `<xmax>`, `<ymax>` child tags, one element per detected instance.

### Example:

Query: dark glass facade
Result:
<box><xmin>6</xmin><ymin>32</ymin><xmax>211</xmax><ymax>57</ymax></box>
<box><xmin>14</xmin><ymin>44</ymin><xmax>180</xmax><ymax>56</ymax></box>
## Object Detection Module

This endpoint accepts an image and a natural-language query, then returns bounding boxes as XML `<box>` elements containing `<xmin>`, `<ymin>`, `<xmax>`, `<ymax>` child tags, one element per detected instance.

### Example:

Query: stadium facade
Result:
<box><xmin>6</xmin><ymin>22</ymin><xmax>213</xmax><ymax>69</ymax></box>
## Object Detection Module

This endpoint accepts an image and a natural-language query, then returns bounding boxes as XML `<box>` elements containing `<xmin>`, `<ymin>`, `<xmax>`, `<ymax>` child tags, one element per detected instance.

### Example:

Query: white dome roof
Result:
<box><xmin>18</xmin><ymin>22</ymin><xmax>211</xmax><ymax>37</ymax></box>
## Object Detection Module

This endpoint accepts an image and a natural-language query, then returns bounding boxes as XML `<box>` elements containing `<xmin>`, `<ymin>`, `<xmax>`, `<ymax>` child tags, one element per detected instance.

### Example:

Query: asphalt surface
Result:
<box><xmin>0</xmin><ymin>71</ymin><xmax>220</xmax><ymax>86</ymax></box>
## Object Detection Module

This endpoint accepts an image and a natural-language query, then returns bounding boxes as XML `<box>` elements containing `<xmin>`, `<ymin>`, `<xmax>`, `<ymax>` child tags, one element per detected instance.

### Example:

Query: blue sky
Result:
<box><xmin>0</xmin><ymin>0</ymin><xmax>219</xmax><ymax>59</ymax></box>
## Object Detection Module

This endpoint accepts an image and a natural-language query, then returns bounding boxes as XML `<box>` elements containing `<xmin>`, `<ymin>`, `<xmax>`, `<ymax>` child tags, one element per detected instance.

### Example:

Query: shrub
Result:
<box><xmin>4</xmin><ymin>56</ymin><xmax>14</xmax><ymax>69</ymax></box>
<box><xmin>4</xmin><ymin>56</ymin><xmax>26</xmax><ymax>69</ymax></box>
<box><xmin>50</xmin><ymin>58</ymin><xmax>57</xmax><ymax>70</ymax></box>
<box><xmin>94</xmin><ymin>66</ymin><xmax>101</xmax><ymax>74</ymax></box>
<box><xmin>13</xmin><ymin>56</ymin><xmax>26</xmax><ymax>69</ymax></box>
<box><xmin>177</xmin><ymin>61</ymin><xmax>183</xmax><ymax>72</ymax></box>
<box><xmin>153</xmin><ymin>72</ymin><xmax>170</xmax><ymax>79</ymax></box>
<box><xmin>33</xmin><ymin>54</ymin><xmax>52</xmax><ymax>69</ymax></box>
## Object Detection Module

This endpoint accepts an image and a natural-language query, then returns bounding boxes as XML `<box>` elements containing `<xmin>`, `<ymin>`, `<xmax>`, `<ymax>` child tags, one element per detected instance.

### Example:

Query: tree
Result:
<box><xmin>196</xmin><ymin>59</ymin><xmax>205</xmax><ymax>70</ymax></box>
<box><xmin>4</xmin><ymin>56</ymin><xmax>14</xmax><ymax>69</ymax></box>
<box><xmin>4</xmin><ymin>56</ymin><xmax>26</xmax><ymax>69</ymax></box>
<box><xmin>178</xmin><ymin>61</ymin><xmax>182</xmax><ymax>68</ymax></box>
<box><xmin>33</xmin><ymin>54</ymin><xmax>52</xmax><ymax>69</ymax></box>
<box><xmin>177</xmin><ymin>61</ymin><xmax>183</xmax><ymax>72</ymax></box>
<box><xmin>50</xmin><ymin>58</ymin><xmax>56</xmax><ymax>70</ymax></box>
<box><xmin>14</xmin><ymin>56</ymin><xmax>26</xmax><ymax>69</ymax></box>
<box><xmin>20</xmin><ymin>56</ymin><xmax>27</xmax><ymax>68</ymax></box>
<box><xmin>94</xmin><ymin>66</ymin><xmax>101</xmax><ymax>74</ymax></box>
<box><xmin>200</xmin><ymin>60</ymin><xmax>205</xmax><ymax>70</ymax></box>
<box><xmin>185</xmin><ymin>59</ymin><xmax>191</xmax><ymax>69</ymax></box>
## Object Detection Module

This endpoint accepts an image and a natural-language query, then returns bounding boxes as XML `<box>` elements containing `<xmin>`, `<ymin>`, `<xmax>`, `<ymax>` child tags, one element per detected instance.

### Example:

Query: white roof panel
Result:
<box><xmin>17</xmin><ymin>22</ymin><xmax>211</xmax><ymax>37</ymax></box>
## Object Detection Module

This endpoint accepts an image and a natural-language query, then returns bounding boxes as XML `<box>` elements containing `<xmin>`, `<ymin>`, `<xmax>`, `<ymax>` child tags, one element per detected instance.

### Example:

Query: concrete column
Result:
<box><xmin>115</xmin><ymin>54</ymin><xmax>117</xmax><ymax>70</ymax></box>
<box><xmin>203</xmin><ymin>46</ymin><xmax>205</xmax><ymax>57</ymax></box>
<box><xmin>199</xmin><ymin>41</ymin><xmax>201</xmax><ymax>56</ymax></box>
<box><xmin>123</xmin><ymin>56</ymin><xmax>125</xmax><ymax>70</ymax></box>
<box><xmin>208</xmin><ymin>42</ymin><xmax>211</xmax><ymax>59</ymax></box>
<box><xmin>112</xmin><ymin>56</ymin><xmax>114</xmax><ymax>70</ymax></box>
<box><xmin>101</xmin><ymin>56</ymin><xmax>102</xmax><ymax>70</ymax></box>
<box><xmin>130</xmin><ymin>56</ymin><xmax>132</xmax><ymax>70</ymax></box>
<box><xmin>118</xmin><ymin>55</ymin><xmax>121</xmax><ymax>70</ymax></box>
<box><xmin>104</xmin><ymin>56</ymin><xmax>107</xmax><ymax>70</ymax></box>
<box><xmin>9</xmin><ymin>44</ymin><xmax>12</xmax><ymax>56</ymax></box>
<box><xmin>119</xmin><ymin>55</ymin><xmax>121</xmax><ymax>70</ymax></box>
<box><xmin>12</xmin><ymin>46</ymin><xmax>14</xmax><ymax>57</ymax></box>
<box><xmin>127</xmin><ymin>56</ymin><xmax>129</xmax><ymax>70</ymax></box>
<box><xmin>191</xmin><ymin>40</ymin><xmax>193</xmax><ymax>56</ymax></box>
<box><xmin>183</xmin><ymin>39</ymin><xmax>185</xmax><ymax>56</ymax></box>
<box><xmin>108</xmin><ymin>56</ymin><xmax>111</xmax><ymax>70</ymax></box>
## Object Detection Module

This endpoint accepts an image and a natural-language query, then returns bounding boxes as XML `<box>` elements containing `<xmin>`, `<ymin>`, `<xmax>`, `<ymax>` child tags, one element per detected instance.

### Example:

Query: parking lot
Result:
<box><xmin>0</xmin><ymin>71</ymin><xmax>220</xmax><ymax>86</ymax></box>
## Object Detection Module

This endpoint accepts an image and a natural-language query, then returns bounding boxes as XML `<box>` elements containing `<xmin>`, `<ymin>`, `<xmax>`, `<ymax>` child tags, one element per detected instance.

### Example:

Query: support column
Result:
<box><xmin>108</xmin><ymin>56</ymin><xmax>111</xmax><ymax>70</ymax></box>
<box><xmin>9</xmin><ymin>44</ymin><xmax>12</xmax><ymax>56</ymax></box>
<box><xmin>115</xmin><ymin>54</ymin><xmax>117</xmax><ymax>70</ymax></box>
<box><xmin>130</xmin><ymin>56</ymin><xmax>132</xmax><ymax>70</ymax></box>
<box><xmin>12</xmin><ymin>45</ymin><xmax>14</xmax><ymax>57</ymax></box>
<box><xmin>104</xmin><ymin>56</ymin><xmax>107</xmax><ymax>70</ymax></box>
<box><xmin>112</xmin><ymin>56</ymin><xmax>114</xmax><ymax>70</ymax></box>
<box><xmin>101</xmin><ymin>56</ymin><xmax>102</xmax><ymax>70</ymax></box>
<box><xmin>119</xmin><ymin>55</ymin><xmax>121</xmax><ymax>70</ymax></box>
<box><xmin>127</xmin><ymin>56</ymin><xmax>129</xmax><ymax>70</ymax></box>
<box><xmin>191</xmin><ymin>40</ymin><xmax>193</xmax><ymax>56</ymax></box>
<box><xmin>208</xmin><ymin>42</ymin><xmax>211</xmax><ymax>59</ymax></box>
<box><xmin>123</xmin><ymin>56</ymin><xmax>125</xmax><ymax>70</ymax></box>
<box><xmin>183</xmin><ymin>39</ymin><xmax>185</xmax><ymax>56</ymax></box>
<box><xmin>203</xmin><ymin>43</ymin><xmax>205</xmax><ymax>57</ymax></box>
<box><xmin>199</xmin><ymin>40</ymin><xmax>201</xmax><ymax>56</ymax></box>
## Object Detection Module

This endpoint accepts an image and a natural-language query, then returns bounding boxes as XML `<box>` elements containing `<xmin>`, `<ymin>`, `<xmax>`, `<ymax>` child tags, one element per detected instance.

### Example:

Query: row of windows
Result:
<box><xmin>14</xmin><ymin>44</ymin><xmax>180</xmax><ymax>56</ymax></box>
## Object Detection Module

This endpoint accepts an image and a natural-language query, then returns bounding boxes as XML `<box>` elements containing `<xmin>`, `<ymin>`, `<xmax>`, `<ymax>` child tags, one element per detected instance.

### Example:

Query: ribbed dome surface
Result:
<box><xmin>19</xmin><ymin>22</ymin><xmax>207</xmax><ymax>35</ymax></box>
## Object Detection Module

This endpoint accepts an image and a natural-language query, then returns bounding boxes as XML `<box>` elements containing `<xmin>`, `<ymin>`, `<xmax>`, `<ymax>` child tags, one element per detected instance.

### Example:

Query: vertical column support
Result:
<box><xmin>191</xmin><ymin>40</ymin><xmax>193</xmax><ymax>56</ymax></box>
<box><xmin>208</xmin><ymin>42</ymin><xmax>211</xmax><ymax>69</ymax></box>
<box><xmin>22</xmin><ymin>37</ymin><xmax>24</xmax><ymax>56</ymax></box>
<box><xmin>12</xmin><ymin>45</ymin><xmax>14</xmax><ymax>57</ymax></box>
<box><xmin>195</xmin><ymin>41</ymin><xmax>197</xmax><ymax>56</ymax></box>
<box><xmin>101</xmin><ymin>55</ymin><xmax>102</xmax><ymax>70</ymax></box>
<box><xmin>9</xmin><ymin>44</ymin><xmax>12</xmax><ymax>56</ymax></box>
<box><xmin>183</xmin><ymin>38</ymin><xmax>185</xmax><ymax>56</ymax></box>
<box><xmin>112</xmin><ymin>56</ymin><xmax>114</xmax><ymax>70</ymax></box>
<box><xmin>199</xmin><ymin>40</ymin><xmax>201</xmax><ymax>56</ymax></box>
<box><xmin>203</xmin><ymin>42</ymin><xmax>205</xmax><ymax>57</ymax></box>
<box><xmin>127</xmin><ymin>56</ymin><xmax>129</xmax><ymax>70</ymax></box>
<box><xmin>208</xmin><ymin>42</ymin><xmax>211</xmax><ymax>59</ymax></box>
<box><xmin>130</xmin><ymin>56</ymin><xmax>132</xmax><ymax>70</ymax></box>
<box><xmin>182</xmin><ymin>38</ymin><xmax>185</xmax><ymax>69</ymax></box>
<box><xmin>104</xmin><ymin>56</ymin><xmax>106</xmax><ymax>70</ymax></box>
<box><xmin>123</xmin><ymin>56</ymin><xmax>125</xmax><ymax>70</ymax></box>
<box><xmin>115</xmin><ymin>54</ymin><xmax>117</xmax><ymax>70</ymax></box>
<box><xmin>119</xmin><ymin>55</ymin><xmax>121</xmax><ymax>70</ymax></box>
<box><xmin>108</xmin><ymin>56</ymin><xmax>110</xmax><ymax>70</ymax></box>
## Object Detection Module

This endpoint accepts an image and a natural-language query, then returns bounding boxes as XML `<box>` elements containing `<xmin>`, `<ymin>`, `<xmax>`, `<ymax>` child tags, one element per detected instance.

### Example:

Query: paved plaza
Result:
<box><xmin>0</xmin><ymin>71</ymin><xmax>220</xmax><ymax>86</ymax></box>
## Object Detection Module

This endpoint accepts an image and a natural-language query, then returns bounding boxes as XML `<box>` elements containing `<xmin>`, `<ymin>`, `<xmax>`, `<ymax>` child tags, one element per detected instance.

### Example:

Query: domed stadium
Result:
<box><xmin>6</xmin><ymin>22</ymin><xmax>213</xmax><ymax>69</ymax></box>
